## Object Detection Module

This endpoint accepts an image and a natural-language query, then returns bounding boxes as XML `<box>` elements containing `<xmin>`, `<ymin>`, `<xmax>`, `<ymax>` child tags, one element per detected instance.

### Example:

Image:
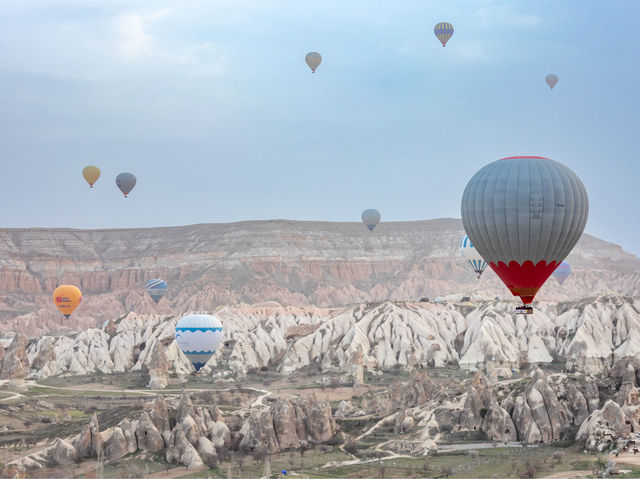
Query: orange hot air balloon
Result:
<box><xmin>53</xmin><ymin>285</ymin><xmax>82</xmax><ymax>318</ymax></box>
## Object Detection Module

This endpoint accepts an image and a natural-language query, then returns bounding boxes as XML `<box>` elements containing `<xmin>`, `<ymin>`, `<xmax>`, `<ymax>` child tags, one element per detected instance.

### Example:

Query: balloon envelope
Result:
<box><xmin>305</xmin><ymin>52</ymin><xmax>322</xmax><ymax>73</ymax></box>
<box><xmin>461</xmin><ymin>156</ymin><xmax>588</xmax><ymax>304</ymax></box>
<box><xmin>53</xmin><ymin>285</ymin><xmax>82</xmax><ymax>318</ymax></box>
<box><xmin>82</xmin><ymin>166</ymin><xmax>101</xmax><ymax>188</ymax></box>
<box><xmin>116</xmin><ymin>172</ymin><xmax>136</xmax><ymax>197</ymax></box>
<box><xmin>361</xmin><ymin>209</ymin><xmax>381</xmax><ymax>232</ymax></box>
<box><xmin>175</xmin><ymin>314</ymin><xmax>224</xmax><ymax>371</ymax></box>
<box><xmin>434</xmin><ymin>22</ymin><xmax>454</xmax><ymax>46</ymax></box>
<box><xmin>553</xmin><ymin>261</ymin><xmax>571</xmax><ymax>285</ymax></box>
<box><xmin>145</xmin><ymin>279</ymin><xmax>167</xmax><ymax>303</ymax></box>
<box><xmin>545</xmin><ymin>74</ymin><xmax>558</xmax><ymax>89</ymax></box>
<box><xmin>459</xmin><ymin>234</ymin><xmax>487</xmax><ymax>278</ymax></box>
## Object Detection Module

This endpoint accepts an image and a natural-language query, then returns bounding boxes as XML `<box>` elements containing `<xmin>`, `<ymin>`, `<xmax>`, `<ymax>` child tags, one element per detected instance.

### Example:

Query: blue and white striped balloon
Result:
<box><xmin>145</xmin><ymin>279</ymin><xmax>167</xmax><ymax>303</ymax></box>
<box><xmin>460</xmin><ymin>234</ymin><xmax>488</xmax><ymax>279</ymax></box>
<box><xmin>175</xmin><ymin>314</ymin><xmax>224</xmax><ymax>371</ymax></box>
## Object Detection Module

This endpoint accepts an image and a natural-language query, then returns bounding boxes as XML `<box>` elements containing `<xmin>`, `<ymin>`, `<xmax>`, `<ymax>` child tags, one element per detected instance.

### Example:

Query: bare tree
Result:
<box><xmin>344</xmin><ymin>438</ymin><xmax>358</xmax><ymax>456</ymax></box>
<box><xmin>234</xmin><ymin>450</ymin><xmax>245</xmax><ymax>473</ymax></box>
<box><xmin>253</xmin><ymin>444</ymin><xmax>268</xmax><ymax>465</ymax></box>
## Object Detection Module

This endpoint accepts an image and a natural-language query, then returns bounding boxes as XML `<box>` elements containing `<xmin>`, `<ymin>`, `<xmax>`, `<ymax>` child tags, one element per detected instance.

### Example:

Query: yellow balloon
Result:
<box><xmin>53</xmin><ymin>285</ymin><xmax>82</xmax><ymax>318</ymax></box>
<box><xmin>82</xmin><ymin>166</ymin><xmax>101</xmax><ymax>188</ymax></box>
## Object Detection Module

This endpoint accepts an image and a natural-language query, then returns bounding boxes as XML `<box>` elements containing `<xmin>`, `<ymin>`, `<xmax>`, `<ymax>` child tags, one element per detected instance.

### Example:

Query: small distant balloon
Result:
<box><xmin>545</xmin><ymin>74</ymin><xmax>558</xmax><ymax>90</ymax></box>
<box><xmin>459</xmin><ymin>234</ymin><xmax>488</xmax><ymax>279</ymax></box>
<box><xmin>434</xmin><ymin>22</ymin><xmax>454</xmax><ymax>47</ymax></box>
<box><xmin>116</xmin><ymin>172</ymin><xmax>136</xmax><ymax>198</ymax></box>
<box><xmin>82</xmin><ymin>166</ymin><xmax>101</xmax><ymax>188</ymax></box>
<box><xmin>553</xmin><ymin>261</ymin><xmax>571</xmax><ymax>285</ymax></box>
<box><xmin>305</xmin><ymin>52</ymin><xmax>322</xmax><ymax>73</ymax></box>
<box><xmin>53</xmin><ymin>285</ymin><xmax>82</xmax><ymax>318</ymax></box>
<box><xmin>145</xmin><ymin>279</ymin><xmax>167</xmax><ymax>303</ymax></box>
<box><xmin>175</xmin><ymin>314</ymin><xmax>224</xmax><ymax>371</ymax></box>
<box><xmin>361</xmin><ymin>209</ymin><xmax>381</xmax><ymax>232</ymax></box>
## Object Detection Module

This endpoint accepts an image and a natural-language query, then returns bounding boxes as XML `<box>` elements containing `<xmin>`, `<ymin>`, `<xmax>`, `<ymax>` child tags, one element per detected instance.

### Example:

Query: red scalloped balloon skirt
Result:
<box><xmin>489</xmin><ymin>260</ymin><xmax>560</xmax><ymax>304</ymax></box>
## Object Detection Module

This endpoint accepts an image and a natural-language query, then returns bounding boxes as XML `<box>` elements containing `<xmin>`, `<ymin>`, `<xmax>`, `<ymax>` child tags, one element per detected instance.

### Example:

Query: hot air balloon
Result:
<box><xmin>145</xmin><ymin>279</ymin><xmax>167</xmax><ymax>303</ymax></box>
<box><xmin>305</xmin><ymin>52</ymin><xmax>322</xmax><ymax>73</ymax></box>
<box><xmin>116</xmin><ymin>172</ymin><xmax>136</xmax><ymax>198</ymax></box>
<box><xmin>52</xmin><ymin>285</ymin><xmax>82</xmax><ymax>318</ymax></box>
<box><xmin>175</xmin><ymin>314</ymin><xmax>224</xmax><ymax>371</ymax></box>
<box><xmin>459</xmin><ymin>234</ymin><xmax>487</xmax><ymax>279</ymax></box>
<box><xmin>361</xmin><ymin>209</ymin><xmax>381</xmax><ymax>232</ymax></box>
<box><xmin>461</xmin><ymin>156</ymin><xmax>588</xmax><ymax>313</ymax></box>
<box><xmin>553</xmin><ymin>261</ymin><xmax>571</xmax><ymax>285</ymax></box>
<box><xmin>434</xmin><ymin>22</ymin><xmax>454</xmax><ymax>47</ymax></box>
<box><xmin>545</xmin><ymin>74</ymin><xmax>558</xmax><ymax>90</ymax></box>
<box><xmin>82</xmin><ymin>166</ymin><xmax>101</xmax><ymax>188</ymax></box>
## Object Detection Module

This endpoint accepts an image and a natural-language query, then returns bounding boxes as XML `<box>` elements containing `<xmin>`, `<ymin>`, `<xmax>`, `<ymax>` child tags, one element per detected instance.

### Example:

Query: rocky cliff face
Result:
<box><xmin>0</xmin><ymin>219</ymin><xmax>638</xmax><ymax>336</ymax></box>
<box><xmin>3</xmin><ymin>295</ymin><xmax>639</xmax><ymax>382</ymax></box>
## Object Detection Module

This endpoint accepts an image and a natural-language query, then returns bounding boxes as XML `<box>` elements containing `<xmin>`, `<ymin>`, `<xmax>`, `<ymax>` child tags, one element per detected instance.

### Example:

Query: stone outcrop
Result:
<box><xmin>576</xmin><ymin>399</ymin><xmax>637</xmax><ymax>452</ymax></box>
<box><xmin>0</xmin><ymin>334</ymin><xmax>29</xmax><ymax>387</ymax></box>
<box><xmin>101</xmin><ymin>427</ymin><xmax>128</xmax><ymax>461</ymax></box>
<box><xmin>50</xmin><ymin>438</ymin><xmax>79</xmax><ymax>466</ymax></box>
<box><xmin>196</xmin><ymin>437</ymin><xmax>217</xmax><ymax>465</ymax></box>
<box><xmin>73</xmin><ymin>414</ymin><xmax>103</xmax><ymax>458</ymax></box>
<box><xmin>511</xmin><ymin>367</ymin><xmax>574</xmax><ymax>443</ymax></box>
<box><xmin>209</xmin><ymin>421</ymin><xmax>231</xmax><ymax>450</ymax></box>
<box><xmin>150</xmin><ymin>395</ymin><xmax>171</xmax><ymax>435</ymax></box>
<box><xmin>239</xmin><ymin>409</ymin><xmax>279</xmax><ymax>454</ymax></box>
<box><xmin>136</xmin><ymin>412</ymin><xmax>164</xmax><ymax>451</ymax></box>
<box><xmin>148</xmin><ymin>338</ymin><xmax>170</xmax><ymax>389</ymax></box>
<box><xmin>166</xmin><ymin>429</ymin><xmax>203</xmax><ymax>467</ymax></box>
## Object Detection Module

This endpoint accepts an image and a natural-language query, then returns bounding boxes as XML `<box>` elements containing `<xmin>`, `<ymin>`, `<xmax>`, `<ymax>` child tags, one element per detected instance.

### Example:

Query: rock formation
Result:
<box><xmin>576</xmin><ymin>399</ymin><xmax>637</xmax><ymax>452</ymax></box>
<box><xmin>0</xmin><ymin>334</ymin><xmax>29</xmax><ymax>388</ymax></box>
<box><xmin>0</xmin><ymin>219</ymin><xmax>638</xmax><ymax>338</ymax></box>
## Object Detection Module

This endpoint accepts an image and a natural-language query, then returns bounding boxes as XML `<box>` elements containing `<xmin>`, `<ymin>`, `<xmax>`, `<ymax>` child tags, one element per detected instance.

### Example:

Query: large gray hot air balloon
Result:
<box><xmin>361</xmin><ymin>209</ymin><xmax>381</xmax><ymax>232</ymax></box>
<box><xmin>116</xmin><ymin>172</ymin><xmax>136</xmax><ymax>198</ymax></box>
<box><xmin>545</xmin><ymin>74</ymin><xmax>558</xmax><ymax>90</ymax></box>
<box><xmin>461</xmin><ymin>156</ymin><xmax>588</xmax><ymax>312</ymax></box>
<box><xmin>305</xmin><ymin>52</ymin><xmax>322</xmax><ymax>73</ymax></box>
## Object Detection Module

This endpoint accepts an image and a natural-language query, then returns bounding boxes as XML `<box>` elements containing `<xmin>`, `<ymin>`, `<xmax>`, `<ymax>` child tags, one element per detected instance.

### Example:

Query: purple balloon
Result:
<box><xmin>553</xmin><ymin>261</ymin><xmax>572</xmax><ymax>285</ymax></box>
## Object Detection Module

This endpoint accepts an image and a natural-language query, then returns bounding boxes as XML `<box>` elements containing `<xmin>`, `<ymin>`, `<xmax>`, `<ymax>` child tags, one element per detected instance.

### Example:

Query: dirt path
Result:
<box><xmin>538</xmin><ymin>470</ymin><xmax>590</xmax><ymax>479</ymax></box>
<box><xmin>615</xmin><ymin>452</ymin><xmax>640</xmax><ymax>465</ymax></box>
<box><xmin>143</xmin><ymin>464</ymin><xmax>208</xmax><ymax>478</ymax></box>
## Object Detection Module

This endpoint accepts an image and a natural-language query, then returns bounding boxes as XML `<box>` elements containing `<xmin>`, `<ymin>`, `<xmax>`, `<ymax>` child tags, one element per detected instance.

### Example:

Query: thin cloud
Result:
<box><xmin>475</xmin><ymin>3</ymin><xmax>541</xmax><ymax>27</ymax></box>
<box><xmin>116</xmin><ymin>8</ymin><xmax>171</xmax><ymax>58</ymax></box>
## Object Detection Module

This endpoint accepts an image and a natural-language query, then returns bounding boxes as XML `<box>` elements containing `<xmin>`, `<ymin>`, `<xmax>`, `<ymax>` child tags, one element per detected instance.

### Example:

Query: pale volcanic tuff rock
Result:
<box><xmin>238</xmin><ymin>395</ymin><xmax>335</xmax><ymax>453</ymax></box>
<box><xmin>576</xmin><ymin>399</ymin><xmax>638</xmax><ymax>452</ymax></box>
<box><xmin>0</xmin><ymin>333</ymin><xmax>29</xmax><ymax>386</ymax></box>
<box><xmin>0</xmin><ymin>219</ymin><xmax>639</xmax><ymax>337</ymax></box>
<box><xmin>5</xmin><ymin>296</ymin><xmax>640</xmax><ymax>380</ymax></box>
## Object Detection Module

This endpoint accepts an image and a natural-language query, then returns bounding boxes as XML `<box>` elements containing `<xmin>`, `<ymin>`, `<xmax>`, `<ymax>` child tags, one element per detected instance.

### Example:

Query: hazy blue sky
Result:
<box><xmin>1</xmin><ymin>1</ymin><xmax>639</xmax><ymax>256</ymax></box>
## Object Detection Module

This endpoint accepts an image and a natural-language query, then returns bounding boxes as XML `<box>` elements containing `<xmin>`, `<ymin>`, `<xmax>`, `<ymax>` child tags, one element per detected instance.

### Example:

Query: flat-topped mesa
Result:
<box><xmin>0</xmin><ymin>219</ymin><xmax>638</xmax><ymax>336</ymax></box>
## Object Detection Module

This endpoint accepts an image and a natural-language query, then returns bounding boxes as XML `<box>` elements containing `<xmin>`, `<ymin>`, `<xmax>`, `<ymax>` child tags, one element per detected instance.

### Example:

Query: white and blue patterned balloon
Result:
<box><xmin>460</xmin><ymin>234</ymin><xmax>488</xmax><ymax>279</ymax></box>
<box><xmin>175</xmin><ymin>314</ymin><xmax>224</xmax><ymax>371</ymax></box>
<box><xmin>145</xmin><ymin>279</ymin><xmax>167</xmax><ymax>303</ymax></box>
